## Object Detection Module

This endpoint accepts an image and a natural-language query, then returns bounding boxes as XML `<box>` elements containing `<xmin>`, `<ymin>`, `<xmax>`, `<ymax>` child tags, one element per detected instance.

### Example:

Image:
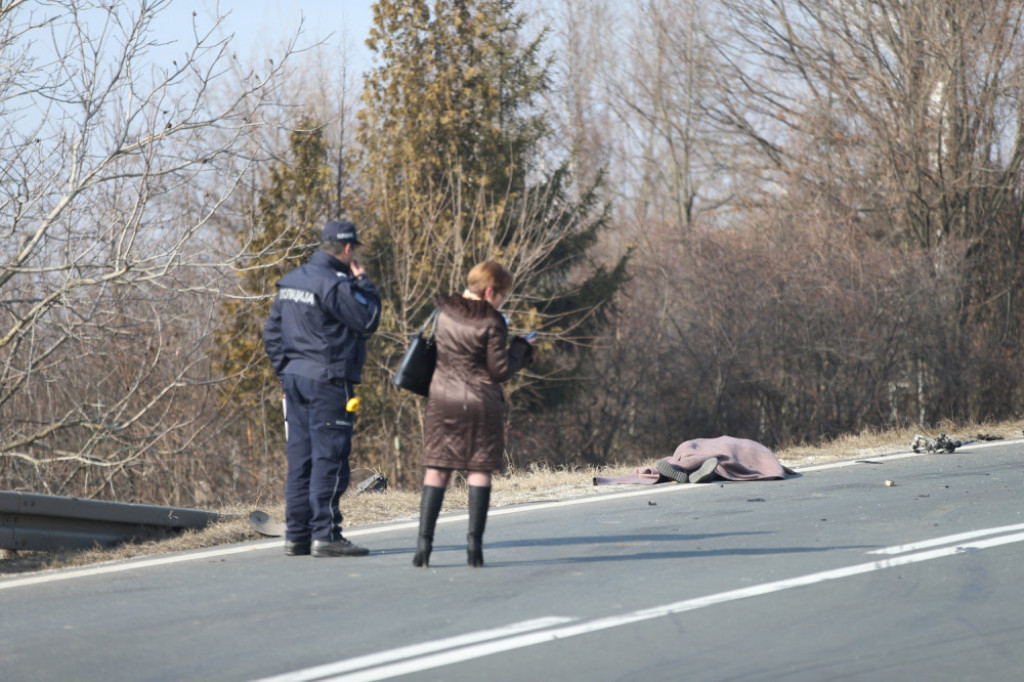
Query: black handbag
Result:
<box><xmin>392</xmin><ymin>308</ymin><xmax>440</xmax><ymax>397</ymax></box>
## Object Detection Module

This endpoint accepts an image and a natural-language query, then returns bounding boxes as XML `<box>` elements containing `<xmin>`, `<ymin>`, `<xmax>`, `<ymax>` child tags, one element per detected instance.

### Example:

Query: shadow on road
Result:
<box><xmin>364</xmin><ymin>530</ymin><xmax>874</xmax><ymax>566</ymax></box>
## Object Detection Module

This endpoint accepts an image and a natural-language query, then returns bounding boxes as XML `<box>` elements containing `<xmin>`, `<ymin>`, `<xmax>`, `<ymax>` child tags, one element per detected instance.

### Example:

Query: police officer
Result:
<box><xmin>263</xmin><ymin>220</ymin><xmax>382</xmax><ymax>557</ymax></box>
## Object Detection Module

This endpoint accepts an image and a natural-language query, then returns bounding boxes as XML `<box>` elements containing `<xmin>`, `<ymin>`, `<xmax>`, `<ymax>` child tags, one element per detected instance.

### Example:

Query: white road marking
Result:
<box><xmin>250</xmin><ymin>617</ymin><xmax>574</xmax><ymax>682</ymax></box>
<box><xmin>0</xmin><ymin>540</ymin><xmax>282</xmax><ymax>591</ymax></box>
<box><xmin>0</xmin><ymin>483</ymin><xmax>702</xmax><ymax>591</ymax></box>
<box><xmin>869</xmin><ymin>522</ymin><xmax>1024</xmax><ymax>555</ymax></box>
<box><xmin>0</xmin><ymin>465</ymin><xmax>770</xmax><ymax>590</ymax></box>
<box><xmin>266</xmin><ymin>527</ymin><xmax>1024</xmax><ymax>682</ymax></box>
<box><xmin>0</xmin><ymin>441</ymin><xmax>997</xmax><ymax>591</ymax></box>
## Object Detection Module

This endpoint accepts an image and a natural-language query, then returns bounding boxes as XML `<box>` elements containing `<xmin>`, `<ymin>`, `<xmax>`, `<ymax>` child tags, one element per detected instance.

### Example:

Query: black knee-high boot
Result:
<box><xmin>467</xmin><ymin>485</ymin><xmax>490</xmax><ymax>567</ymax></box>
<box><xmin>413</xmin><ymin>485</ymin><xmax>445</xmax><ymax>567</ymax></box>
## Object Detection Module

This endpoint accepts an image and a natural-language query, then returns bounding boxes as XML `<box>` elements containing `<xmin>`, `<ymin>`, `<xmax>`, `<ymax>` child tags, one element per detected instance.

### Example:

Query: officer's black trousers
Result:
<box><xmin>281</xmin><ymin>375</ymin><xmax>355</xmax><ymax>542</ymax></box>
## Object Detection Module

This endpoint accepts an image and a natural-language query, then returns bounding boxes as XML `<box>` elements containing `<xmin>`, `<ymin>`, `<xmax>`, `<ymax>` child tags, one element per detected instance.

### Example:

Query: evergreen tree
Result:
<box><xmin>353</xmin><ymin>0</ymin><xmax>630</xmax><ymax>482</ymax></box>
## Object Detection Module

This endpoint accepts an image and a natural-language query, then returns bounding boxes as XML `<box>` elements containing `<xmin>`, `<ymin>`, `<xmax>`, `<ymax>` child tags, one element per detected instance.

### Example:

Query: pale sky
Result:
<box><xmin>152</xmin><ymin>1</ymin><xmax>377</xmax><ymax>70</ymax></box>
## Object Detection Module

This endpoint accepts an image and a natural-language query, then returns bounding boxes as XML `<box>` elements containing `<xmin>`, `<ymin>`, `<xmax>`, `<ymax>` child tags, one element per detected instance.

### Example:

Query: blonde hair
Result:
<box><xmin>466</xmin><ymin>260</ymin><xmax>513</xmax><ymax>296</ymax></box>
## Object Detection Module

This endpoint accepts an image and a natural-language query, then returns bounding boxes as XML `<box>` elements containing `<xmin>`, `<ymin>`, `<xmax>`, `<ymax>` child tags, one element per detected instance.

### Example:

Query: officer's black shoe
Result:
<box><xmin>312</xmin><ymin>537</ymin><xmax>369</xmax><ymax>557</ymax></box>
<box><xmin>284</xmin><ymin>539</ymin><xmax>311</xmax><ymax>556</ymax></box>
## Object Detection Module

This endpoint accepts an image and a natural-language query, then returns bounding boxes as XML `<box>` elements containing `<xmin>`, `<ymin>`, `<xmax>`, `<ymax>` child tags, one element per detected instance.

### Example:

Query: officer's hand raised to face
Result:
<box><xmin>350</xmin><ymin>258</ymin><xmax>366</xmax><ymax>279</ymax></box>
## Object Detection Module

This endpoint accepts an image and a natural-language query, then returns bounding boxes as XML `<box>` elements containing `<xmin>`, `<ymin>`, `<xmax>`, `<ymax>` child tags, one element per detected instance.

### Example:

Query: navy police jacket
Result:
<box><xmin>263</xmin><ymin>250</ymin><xmax>382</xmax><ymax>384</ymax></box>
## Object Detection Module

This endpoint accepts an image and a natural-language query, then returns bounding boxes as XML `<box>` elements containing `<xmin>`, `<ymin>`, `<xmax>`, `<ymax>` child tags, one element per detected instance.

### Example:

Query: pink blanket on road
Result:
<box><xmin>593</xmin><ymin>436</ymin><xmax>796</xmax><ymax>485</ymax></box>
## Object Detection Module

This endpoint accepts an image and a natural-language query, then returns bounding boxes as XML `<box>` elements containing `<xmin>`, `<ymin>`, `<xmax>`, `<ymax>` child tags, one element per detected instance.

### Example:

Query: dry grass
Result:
<box><xmin>774</xmin><ymin>418</ymin><xmax>1018</xmax><ymax>465</ymax></box>
<box><xmin>3</xmin><ymin>418</ymin><xmax>1019</xmax><ymax>576</ymax></box>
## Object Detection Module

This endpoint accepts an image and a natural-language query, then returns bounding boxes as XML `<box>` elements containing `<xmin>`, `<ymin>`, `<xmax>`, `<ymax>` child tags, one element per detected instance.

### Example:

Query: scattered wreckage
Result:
<box><xmin>910</xmin><ymin>432</ymin><xmax>976</xmax><ymax>453</ymax></box>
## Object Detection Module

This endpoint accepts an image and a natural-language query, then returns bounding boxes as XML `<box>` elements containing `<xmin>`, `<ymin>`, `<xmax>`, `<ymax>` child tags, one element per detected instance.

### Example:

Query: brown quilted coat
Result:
<box><xmin>422</xmin><ymin>294</ymin><xmax>533</xmax><ymax>472</ymax></box>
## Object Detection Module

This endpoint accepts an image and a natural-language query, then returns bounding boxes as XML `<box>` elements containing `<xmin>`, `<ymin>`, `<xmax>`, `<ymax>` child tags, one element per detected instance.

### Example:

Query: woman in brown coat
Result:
<box><xmin>413</xmin><ymin>261</ymin><xmax>534</xmax><ymax>568</ymax></box>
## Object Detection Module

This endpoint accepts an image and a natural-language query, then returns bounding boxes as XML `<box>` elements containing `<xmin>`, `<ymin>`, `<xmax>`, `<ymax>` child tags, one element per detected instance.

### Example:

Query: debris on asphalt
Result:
<box><xmin>910</xmin><ymin>433</ymin><xmax>975</xmax><ymax>453</ymax></box>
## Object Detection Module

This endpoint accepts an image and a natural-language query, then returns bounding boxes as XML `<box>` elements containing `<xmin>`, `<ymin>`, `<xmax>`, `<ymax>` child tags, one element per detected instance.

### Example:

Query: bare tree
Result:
<box><xmin>525</xmin><ymin>0</ymin><xmax>1024</xmax><ymax>460</ymax></box>
<box><xmin>0</xmin><ymin>0</ymin><xmax>300</xmax><ymax>502</ymax></box>
<box><xmin>710</xmin><ymin>0</ymin><xmax>1024</xmax><ymax>420</ymax></box>
<box><xmin>713</xmin><ymin>0</ymin><xmax>1024</xmax><ymax>244</ymax></box>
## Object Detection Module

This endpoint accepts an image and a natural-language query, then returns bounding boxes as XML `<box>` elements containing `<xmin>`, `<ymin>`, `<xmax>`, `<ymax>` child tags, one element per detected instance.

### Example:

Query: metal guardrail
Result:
<box><xmin>0</xmin><ymin>491</ymin><xmax>221</xmax><ymax>551</ymax></box>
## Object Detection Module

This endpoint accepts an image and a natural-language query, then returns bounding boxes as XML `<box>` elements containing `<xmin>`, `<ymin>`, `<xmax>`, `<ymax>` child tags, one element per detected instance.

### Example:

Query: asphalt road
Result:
<box><xmin>2</xmin><ymin>441</ymin><xmax>1023</xmax><ymax>681</ymax></box>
